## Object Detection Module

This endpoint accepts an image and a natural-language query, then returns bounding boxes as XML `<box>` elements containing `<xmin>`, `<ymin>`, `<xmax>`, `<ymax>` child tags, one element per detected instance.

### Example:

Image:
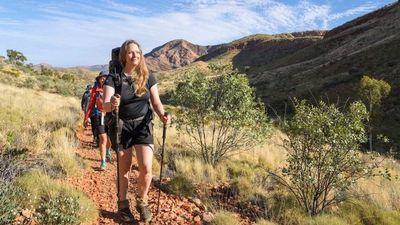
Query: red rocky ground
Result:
<box><xmin>67</xmin><ymin>128</ymin><xmax>206</xmax><ymax>225</ymax></box>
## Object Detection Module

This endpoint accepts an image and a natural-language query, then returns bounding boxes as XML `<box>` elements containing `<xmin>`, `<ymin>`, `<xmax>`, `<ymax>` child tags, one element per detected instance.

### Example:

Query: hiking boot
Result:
<box><xmin>106</xmin><ymin>149</ymin><xmax>112</xmax><ymax>163</ymax></box>
<box><xmin>136</xmin><ymin>197</ymin><xmax>152</xmax><ymax>223</ymax></box>
<box><xmin>99</xmin><ymin>160</ymin><xmax>106</xmax><ymax>171</ymax></box>
<box><xmin>118</xmin><ymin>200</ymin><xmax>137</xmax><ymax>223</ymax></box>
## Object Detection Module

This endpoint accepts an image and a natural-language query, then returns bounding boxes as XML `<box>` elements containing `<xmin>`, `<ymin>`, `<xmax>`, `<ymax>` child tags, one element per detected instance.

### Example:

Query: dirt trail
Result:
<box><xmin>67</xmin><ymin>128</ymin><xmax>203</xmax><ymax>225</ymax></box>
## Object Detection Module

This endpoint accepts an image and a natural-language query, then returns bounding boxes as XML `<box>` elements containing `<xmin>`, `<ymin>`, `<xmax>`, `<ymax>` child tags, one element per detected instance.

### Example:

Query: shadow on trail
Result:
<box><xmin>99</xmin><ymin>209</ymin><xmax>124</xmax><ymax>224</ymax></box>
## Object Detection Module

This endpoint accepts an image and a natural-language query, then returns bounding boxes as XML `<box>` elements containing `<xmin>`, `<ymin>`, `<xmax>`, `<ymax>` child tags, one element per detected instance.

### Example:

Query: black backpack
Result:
<box><xmin>107</xmin><ymin>47</ymin><xmax>123</xmax><ymax>96</ymax></box>
<box><xmin>109</xmin><ymin>47</ymin><xmax>122</xmax><ymax>75</ymax></box>
<box><xmin>105</xmin><ymin>47</ymin><xmax>122</xmax><ymax>129</ymax></box>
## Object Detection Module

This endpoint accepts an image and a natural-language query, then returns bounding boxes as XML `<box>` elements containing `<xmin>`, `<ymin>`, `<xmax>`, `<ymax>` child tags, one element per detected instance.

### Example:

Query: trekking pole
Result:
<box><xmin>115</xmin><ymin>104</ymin><xmax>120</xmax><ymax>201</ymax></box>
<box><xmin>157</xmin><ymin>112</ymin><xmax>168</xmax><ymax>215</ymax></box>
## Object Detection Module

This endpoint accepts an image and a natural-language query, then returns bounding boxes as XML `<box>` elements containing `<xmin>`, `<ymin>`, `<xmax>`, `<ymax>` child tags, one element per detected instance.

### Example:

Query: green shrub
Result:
<box><xmin>1</xmin><ymin>67</ymin><xmax>22</xmax><ymax>77</ymax></box>
<box><xmin>0</xmin><ymin>183</ymin><xmax>23</xmax><ymax>224</ymax></box>
<box><xmin>167</xmin><ymin>175</ymin><xmax>195</xmax><ymax>197</ymax></box>
<box><xmin>173</xmin><ymin>63</ymin><xmax>271</xmax><ymax>166</ymax></box>
<box><xmin>212</xmin><ymin>211</ymin><xmax>240</xmax><ymax>225</ymax></box>
<box><xmin>23</xmin><ymin>76</ymin><xmax>37</xmax><ymax>89</ymax></box>
<box><xmin>15</xmin><ymin>171</ymin><xmax>98</xmax><ymax>223</ymax></box>
<box><xmin>37</xmin><ymin>194</ymin><xmax>80</xmax><ymax>225</ymax></box>
<box><xmin>278</xmin><ymin>100</ymin><xmax>376</xmax><ymax>215</ymax></box>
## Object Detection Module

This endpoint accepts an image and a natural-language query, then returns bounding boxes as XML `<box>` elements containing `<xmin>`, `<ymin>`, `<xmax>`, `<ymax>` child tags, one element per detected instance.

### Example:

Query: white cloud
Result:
<box><xmin>329</xmin><ymin>1</ymin><xmax>378</xmax><ymax>20</ymax></box>
<box><xmin>0</xmin><ymin>0</ymin><xmax>389</xmax><ymax>66</ymax></box>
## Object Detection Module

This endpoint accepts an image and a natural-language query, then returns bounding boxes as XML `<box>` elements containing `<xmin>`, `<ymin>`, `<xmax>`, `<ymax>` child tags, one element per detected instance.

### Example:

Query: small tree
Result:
<box><xmin>358</xmin><ymin>75</ymin><xmax>391</xmax><ymax>151</ymax></box>
<box><xmin>173</xmin><ymin>64</ymin><xmax>271</xmax><ymax>166</ymax></box>
<box><xmin>272</xmin><ymin>100</ymin><xmax>379</xmax><ymax>216</ymax></box>
<box><xmin>6</xmin><ymin>49</ymin><xmax>27</xmax><ymax>65</ymax></box>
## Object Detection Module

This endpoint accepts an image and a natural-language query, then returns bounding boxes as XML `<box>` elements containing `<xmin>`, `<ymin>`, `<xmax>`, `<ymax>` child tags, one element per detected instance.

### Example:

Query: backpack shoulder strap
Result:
<box><xmin>108</xmin><ymin>72</ymin><xmax>122</xmax><ymax>96</ymax></box>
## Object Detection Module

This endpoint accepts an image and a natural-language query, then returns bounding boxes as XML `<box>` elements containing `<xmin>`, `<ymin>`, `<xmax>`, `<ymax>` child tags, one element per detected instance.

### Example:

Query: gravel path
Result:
<box><xmin>67</xmin><ymin>128</ymin><xmax>204</xmax><ymax>225</ymax></box>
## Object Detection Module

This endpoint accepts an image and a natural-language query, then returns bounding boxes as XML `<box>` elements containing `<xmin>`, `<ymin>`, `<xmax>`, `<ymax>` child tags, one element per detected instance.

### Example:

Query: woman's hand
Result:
<box><xmin>83</xmin><ymin>119</ymin><xmax>89</xmax><ymax>128</ymax></box>
<box><xmin>110</xmin><ymin>94</ymin><xmax>121</xmax><ymax>109</ymax></box>
<box><xmin>159</xmin><ymin>112</ymin><xmax>170</xmax><ymax>124</ymax></box>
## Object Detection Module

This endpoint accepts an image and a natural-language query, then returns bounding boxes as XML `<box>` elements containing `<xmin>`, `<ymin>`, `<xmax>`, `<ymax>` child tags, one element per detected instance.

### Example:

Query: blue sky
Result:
<box><xmin>0</xmin><ymin>0</ymin><xmax>395</xmax><ymax>67</ymax></box>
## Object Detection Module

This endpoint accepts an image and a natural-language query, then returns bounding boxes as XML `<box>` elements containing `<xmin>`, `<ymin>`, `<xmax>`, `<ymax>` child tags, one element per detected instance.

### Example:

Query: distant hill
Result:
<box><xmin>196</xmin><ymin>31</ymin><xmax>326</xmax><ymax>70</ymax></box>
<box><xmin>69</xmin><ymin>64</ymin><xmax>108</xmax><ymax>72</ymax></box>
<box><xmin>145</xmin><ymin>39</ymin><xmax>220</xmax><ymax>72</ymax></box>
<box><xmin>83</xmin><ymin>39</ymin><xmax>220</xmax><ymax>73</ymax></box>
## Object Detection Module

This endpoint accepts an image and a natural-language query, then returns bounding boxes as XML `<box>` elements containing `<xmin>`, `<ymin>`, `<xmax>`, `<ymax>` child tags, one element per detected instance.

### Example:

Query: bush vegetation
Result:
<box><xmin>0</xmin><ymin>50</ymin><xmax>95</xmax><ymax>98</ymax></box>
<box><xmin>272</xmin><ymin>100</ymin><xmax>382</xmax><ymax>215</ymax></box>
<box><xmin>172</xmin><ymin>63</ymin><xmax>271</xmax><ymax>166</ymax></box>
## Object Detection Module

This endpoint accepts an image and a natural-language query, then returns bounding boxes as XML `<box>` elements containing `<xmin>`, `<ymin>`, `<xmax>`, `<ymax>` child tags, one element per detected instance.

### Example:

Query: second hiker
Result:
<box><xmin>84</xmin><ymin>71</ymin><xmax>113</xmax><ymax>170</ymax></box>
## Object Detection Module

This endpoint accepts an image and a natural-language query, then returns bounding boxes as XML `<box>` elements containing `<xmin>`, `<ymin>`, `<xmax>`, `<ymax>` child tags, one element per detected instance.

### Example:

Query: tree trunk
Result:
<box><xmin>369</xmin><ymin>102</ymin><xmax>373</xmax><ymax>151</ymax></box>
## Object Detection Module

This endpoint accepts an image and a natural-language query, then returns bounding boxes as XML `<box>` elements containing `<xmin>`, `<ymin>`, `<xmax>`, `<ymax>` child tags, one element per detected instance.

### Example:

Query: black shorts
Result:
<box><xmin>92</xmin><ymin>115</ymin><xmax>108</xmax><ymax>135</ymax></box>
<box><xmin>111</xmin><ymin>118</ymin><xmax>153</xmax><ymax>151</ymax></box>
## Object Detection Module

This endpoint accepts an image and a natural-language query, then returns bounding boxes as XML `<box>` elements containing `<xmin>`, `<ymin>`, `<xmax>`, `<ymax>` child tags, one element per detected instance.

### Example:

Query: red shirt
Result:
<box><xmin>84</xmin><ymin>84</ymin><xmax>104</xmax><ymax>121</ymax></box>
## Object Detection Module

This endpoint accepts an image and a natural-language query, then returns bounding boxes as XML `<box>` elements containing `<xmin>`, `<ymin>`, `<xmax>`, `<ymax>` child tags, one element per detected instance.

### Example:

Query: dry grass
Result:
<box><xmin>351</xmin><ymin>156</ymin><xmax>400</xmax><ymax>211</ymax></box>
<box><xmin>0</xmin><ymin>83</ymin><xmax>80</xmax><ymax>155</ymax></box>
<box><xmin>231</xmin><ymin>130</ymin><xmax>287</xmax><ymax>171</ymax></box>
<box><xmin>175</xmin><ymin>157</ymin><xmax>228</xmax><ymax>184</ymax></box>
<box><xmin>212</xmin><ymin>211</ymin><xmax>241</xmax><ymax>225</ymax></box>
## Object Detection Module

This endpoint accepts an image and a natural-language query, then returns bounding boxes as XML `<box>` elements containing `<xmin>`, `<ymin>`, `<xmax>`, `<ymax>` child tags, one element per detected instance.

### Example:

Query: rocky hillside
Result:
<box><xmin>244</xmin><ymin>2</ymin><xmax>400</xmax><ymax>150</ymax></box>
<box><xmin>145</xmin><ymin>39</ymin><xmax>219</xmax><ymax>72</ymax></box>
<box><xmin>154</xmin><ymin>2</ymin><xmax>400</xmax><ymax>150</ymax></box>
<box><xmin>196</xmin><ymin>31</ymin><xmax>326</xmax><ymax>70</ymax></box>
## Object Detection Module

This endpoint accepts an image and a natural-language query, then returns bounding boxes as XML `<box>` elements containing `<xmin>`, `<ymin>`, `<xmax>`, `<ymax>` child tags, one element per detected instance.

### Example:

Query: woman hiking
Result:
<box><xmin>84</xmin><ymin>71</ymin><xmax>112</xmax><ymax>170</ymax></box>
<box><xmin>103</xmin><ymin>39</ymin><xmax>169</xmax><ymax>223</ymax></box>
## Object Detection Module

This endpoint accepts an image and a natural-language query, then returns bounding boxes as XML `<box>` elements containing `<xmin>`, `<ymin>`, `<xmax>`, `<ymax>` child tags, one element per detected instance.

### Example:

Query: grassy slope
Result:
<box><xmin>0</xmin><ymin>59</ymin><xmax>97</xmax><ymax>97</ymax></box>
<box><xmin>0</xmin><ymin>83</ymin><xmax>97</xmax><ymax>224</ymax></box>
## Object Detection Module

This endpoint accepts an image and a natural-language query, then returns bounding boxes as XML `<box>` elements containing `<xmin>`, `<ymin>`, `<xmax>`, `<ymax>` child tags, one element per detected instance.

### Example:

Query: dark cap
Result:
<box><xmin>96</xmin><ymin>71</ymin><xmax>108</xmax><ymax>81</ymax></box>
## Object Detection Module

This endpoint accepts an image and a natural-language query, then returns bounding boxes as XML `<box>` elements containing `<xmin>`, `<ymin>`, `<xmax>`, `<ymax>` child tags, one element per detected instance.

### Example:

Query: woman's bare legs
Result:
<box><xmin>134</xmin><ymin>144</ymin><xmax>154</xmax><ymax>199</ymax></box>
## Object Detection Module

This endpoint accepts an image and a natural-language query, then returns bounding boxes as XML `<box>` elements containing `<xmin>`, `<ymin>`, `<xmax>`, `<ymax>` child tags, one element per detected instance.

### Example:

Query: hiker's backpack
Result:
<box><xmin>105</xmin><ymin>47</ymin><xmax>122</xmax><ymax>129</ymax></box>
<box><xmin>109</xmin><ymin>47</ymin><xmax>122</xmax><ymax>75</ymax></box>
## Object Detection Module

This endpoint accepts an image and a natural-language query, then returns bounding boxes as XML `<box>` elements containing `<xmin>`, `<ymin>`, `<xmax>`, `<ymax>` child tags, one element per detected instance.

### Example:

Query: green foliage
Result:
<box><xmin>6</xmin><ymin>49</ymin><xmax>27</xmax><ymax>65</ymax></box>
<box><xmin>358</xmin><ymin>75</ymin><xmax>391</xmax><ymax>151</ymax></box>
<box><xmin>172</xmin><ymin>63</ymin><xmax>271</xmax><ymax>166</ymax></box>
<box><xmin>40</xmin><ymin>65</ymin><xmax>58</xmax><ymax>77</ymax></box>
<box><xmin>212</xmin><ymin>211</ymin><xmax>240</xmax><ymax>225</ymax></box>
<box><xmin>15</xmin><ymin>171</ymin><xmax>98</xmax><ymax>224</ymax></box>
<box><xmin>0</xmin><ymin>184</ymin><xmax>23</xmax><ymax>224</ymax></box>
<box><xmin>166</xmin><ymin>175</ymin><xmax>195</xmax><ymax>197</ymax></box>
<box><xmin>61</xmin><ymin>73</ymin><xmax>76</xmax><ymax>82</ymax></box>
<box><xmin>274</xmin><ymin>100</ymin><xmax>380</xmax><ymax>216</ymax></box>
<box><xmin>37</xmin><ymin>194</ymin><xmax>80</xmax><ymax>225</ymax></box>
<box><xmin>0</xmin><ymin>66</ymin><xmax>22</xmax><ymax>77</ymax></box>
<box><xmin>359</xmin><ymin>75</ymin><xmax>391</xmax><ymax>109</ymax></box>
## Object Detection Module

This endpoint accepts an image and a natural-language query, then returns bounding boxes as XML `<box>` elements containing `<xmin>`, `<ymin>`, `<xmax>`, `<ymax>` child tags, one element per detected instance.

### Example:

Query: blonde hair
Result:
<box><xmin>119</xmin><ymin>39</ymin><xmax>149</xmax><ymax>96</ymax></box>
